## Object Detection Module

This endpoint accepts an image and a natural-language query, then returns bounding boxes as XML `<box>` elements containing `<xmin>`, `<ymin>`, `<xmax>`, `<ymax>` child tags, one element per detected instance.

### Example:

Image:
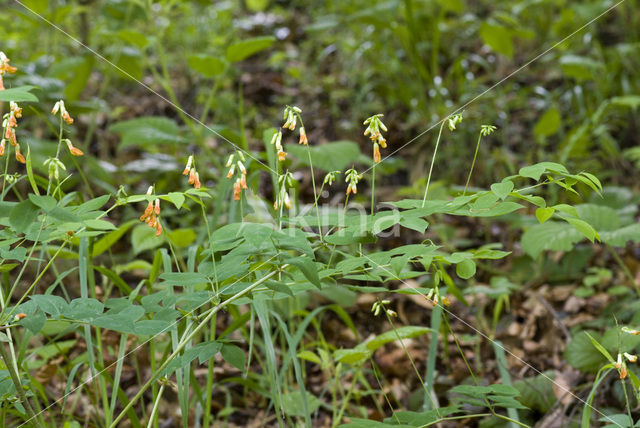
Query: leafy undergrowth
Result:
<box><xmin>1</xmin><ymin>2</ymin><xmax>640</xmax><ymax>428</ymax></box>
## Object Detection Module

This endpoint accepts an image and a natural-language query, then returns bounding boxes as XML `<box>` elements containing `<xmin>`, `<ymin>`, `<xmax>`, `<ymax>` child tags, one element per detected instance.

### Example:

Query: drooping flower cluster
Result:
<box><xmin>283</xmin><ymin>105</ymin><xmax>307</xmax><ymax>145</ymax></box>
<box><xmin>182</xmin><ymin>155</ymin><xmax>201</xmax><ymax>189</ymax></box>
<box><xmin>0</xmin><ymin>52</ymin><xmax>17</xmax><ymax>91</ymax></box>
<box><xmin>617</xmin><ymin>327</ymin><xmax>640</xmax><ymax>379</ymax></box>
<box><xmin>139</xmin><ymin>186</ymin><xmax>162</xmax><ymax>236</ymax></box>
<box><xmin>225</xmin><ymin>152</ymin><xmax>247</xmax><ymax>201</ymax></box>
<box><xmin>345</xmin><ymin>167</ymin><xmax>361</xmax><ymax>196</ymax></box>
<box><xmin>1</xmin><ymin>101</ymin><xmax>25</xmax><ymax>163</ymax></box>
<box><xmin>270</xmin><ymin>130</ymin><xmax>286</xmax><ymax>162</ymax></box>
<box><xmin>363</xmin><ymin>114</ymin><xmax>387</xmax><ymax>163</ymax></box>
<box><xmin>274</xmin><ymin>171</ymin><xmax>293</xmax><ymax>210</ymax></box>
<box><xmin>51</xmin><ymin>100</ymin><xmax>83</xmax><ymax>156</ymax></box>
<box><xmin>52</xmin><ymin>100</ymin><xmax>74</xmax><ymax>125</ymax></box>
<box><xmin>447</xmin><ymin>112</ymin><xmax>464</xmax><ymax>131</ymax></box>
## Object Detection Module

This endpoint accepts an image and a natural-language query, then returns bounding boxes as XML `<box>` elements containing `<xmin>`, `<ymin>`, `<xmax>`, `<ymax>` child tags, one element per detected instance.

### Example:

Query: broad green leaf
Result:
<box><xmin>168</xmin><ymin>228</ymin><xmax>196</xmax><ymax>248</ymax></box>
<box><xmin>521</xmin><ymin>221</ymin><xmax>583</xmax><ymax>258</ymax></box>
<box><xmin>166</xmin><ymin>192</ymin><xmax>185</xmax><ymax>210</ymax></box>
<box><xmin>281</xmin><ymin>391</ymin><xmax>322</xmax><ymax>417</ymax></box>
<box><xmin>565</xmin><ymin>331</ymin><xmax>608</xmax><ymax>372</ymax></box>
<box><xmin>490</xmin><ymin>180</ymin><xmax>514</xmax><ymax>200</ymax></box>
<box><xmin>339</xmin><ymin>418</ymin><xmax>411</xmax><ymax>428</ymax></box>
<box><xmin>456</xmin><ymin>258</ymin><xmax>476</xmax><ymax>279</ymax></box>
<box><xmin>9</xmin><ymin>199</ymin><xmax>40</xmax><ymax>234</ymax></box>
<box><xmin>285</xmin><ymin>257</ymin><xmax>321</xmax><ymax>288</ymax></box>
<box><xmin>479</xmin><ymin>23</ymin><xmax>513</xmax><ymax>58</ymax></box>
<box><xmin>285</xmin><ymin>140</ymin><xmax>361</xmax><ymax>172</ymax></box>
<box><xmin>566</xmin><ymin>217</ymin><xmax>598</xmax><ymax>242</ymax></box>
<box><xmin>187</xmin><ymin>54</ymin><xmax>227</xmax><ymax>77</ymax></box>
<box><xmin>297</xmin><ymin>350</ymin><xmax>322</xmax><ymax>365</ymax></box>
<box><xmin>334</xmin><ymin>348</ymin><xmax>370</xmax><ymax>365</ymax></box>
<box><xmin>0</xmin><ymin>85</ymin><xmax>38</xmax><ymax>102</ymax></box>
<box><xmin>109</xmin><ymin>117</ymin><xmax>185</xmax><ymax>149</ymax></box>
<box><xmin>559</xmin><ymin>55</ymin><xmax>601</xmax><ymax>81</ymax></box>
<box><xmin>220</xmin><ymin>343</ymin><xmax>245</xmax><ymax>370</ymax></box>
<box><xmin>30</xmin><ymin>295</ymin><xmax>68</xmax><ymax>318</ymax></box>
<box><xmin>534</xmin><ymin>107</ymin><xmax>561</xmax><ymax>138</ymax></box>
<box><xmin>535</xmin><ymin>207</ymin><xmax>555</xmax><ymax>223</ymax></box>
<box><xmin>117</xmin><ymin>30</ymin><xmax>149</xmax><ymax>48</ymax></box>
<box><xmin>226</xmin><ymin>36</ymin><xmax>276</xmax><ymax>62</ymax></box>
<box><xmin>518</xmin><ymin>162</ymin><xmax>568</xmax><ymax>181</ymax></box>
<box><xmin>365</xmin><ymin>326</ymin><xmax>431</xmax><ymax>351</ymax></box>
<box><xmin>83</xmin><ymin>219</ymin><xmax>116</xmax><ymax>230</ymax></box>
<box><xmin>131</xmin><ymin>224</ymin><xmax>164</xmax><ymax>255</ymax></box>
<box><xmin>159</xmin><ymin>272</ymin><xmax>208</xmax><ymax>287</ymax></box>
<box><xmin>93</xmin><ymin>220</ymin><xmax>136</xmax><ymax>257</ymax></box>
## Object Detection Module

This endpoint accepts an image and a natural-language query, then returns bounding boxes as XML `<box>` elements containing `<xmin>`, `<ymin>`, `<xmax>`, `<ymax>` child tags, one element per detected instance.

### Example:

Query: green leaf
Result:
<box><xmin>281</xmin><ymin>391</ymin><xmax>322</xmax><ymax>417</ymax></box>
<box><xmin>518</xmin><ymin>162</ymin><xmax>568</xmax><ymax>181</ymax></box>
<box><xmin>297</xmin><ymin>350</ymin><xmax>322</xmax><ymax>365</ymax></box>
<box><xmin>0</xmin><ymin>85</ymin><xmax>38</xmax><ymax>102</ymax></box>
<box><xmin>226</xmin><ymin>36</ymin><xmax>276</xmax><ymax>62</ymax></box>
<box><xmin>559</xmin><ymin>55</ymin><xmax>601</xmax><ymax>81</ymax></box>
<box><xmin>534</xmin><ymin>107</ymin><xmax>561</xmax><ymax>138</ymax></box>
<box><xmin>584</xmin><ymin>332</ymin><xmax>615</xmax><ymax>364</ymax></box>
<box><xmin>91</xmin><ymin>305</ymin><xmax>145</xmax><ymax>334</ymax></box>
<box><xmin>116</xmin><ymin>30</ymin><xmax>149</xmax><ymax>48</ymax></box>
<box><xmin>456</xmin><ymin>258</ymin><xmax>476</xmax><ymax>279</ymax></box>
<box><xmin>286</xmin><ymin>257</ymin><xmax>321</xmax><ymax>288</ymax></box>
<box><xmin>168</xmin><ymin>228</ymin><xmax>196</xmax><ymax>248</ymax></box>
<box><xmin>109</xmin><ymin>117</ymin><xmax>185</xmax><ymax>149</ymax></box>
<box><xmin>187</xmin><ymin>54</ymin><xmax>227</xmax><ymax>77</ymax></box>
<box><xmin>83</xmin><ymin>219</ymin><xmax>116</xmax><ymax>230</ymax></box>
<box><xmin>93</xmin><ymin>220</ymin><xmax>136</xmax><ymax>257</ymax></box>
<box><xmin>339</xmin><ymin>419</ymin><xmax>411</xmax><ymax>428</ymax></box>
<box><xmin>535</xmin><ymin>207</ymin><xmax>555</xmax><ymax>223</ymax></box>
<box><xmin>285</xmin><ymin>141</ymin><xmax>361</xmax><ymax>172</ymax></box>
<box><xmin>159</xmin><ymin>272</ymin><xmax>208</xmax><ymax>287</ymax></box>
<box><xmin>30</xmin><ymin>295</ymin><xmax>68</xmax><ymax>318</ymax></box>
<box><xmin>565</xmin><ymin>331</ymin><xmax>608</xmax><ymax>372</ymax></box>
<box><xmin>220</xmin><ymin>343</ymin><xmax>245</xmax><ymax>370</ymax></box>
<box><xmin>479</xmin><ymin>23</ymin><xmax>513</xmax><ymax>58</ymax></box>
<box><xmin>131</xmin><ymin>224</ymin><xmax>164</xmax><ymax>255</ymax></box>
<box><xmin>565</xmin><ymin>217</ymin><xmax>598</xmax><ymax>242</ymax></box>
<box><xmin>166</xmin><ymin>192</ymin><xmax>185</xmax><ymax>210</ymax></box>
<box><xmin>9</xmin><ymin>199</ymin><xmax>39</xmax><ymax>234</ymax></box>
<box><xmin>366</xmin><ymin>326</ymin><xmax>431</xmax><ymax>352</ymax></box>
<box><xmin>334</xmin><ymin>348</ymin><xmax>370</xmax><ymax>365</ymax></box>
<box><xmin>521</xmin><ymin>221</ymin><xmax>583</xmax><ymax>258</ymax></box>
<box><xmin>490</xmin><ymin>180</ymin><xmax>514</xmax><ymax>200</ymax></box>
<box><xmin>18</xmin><ymin>310</ymin><xmax>46</xmax><ymax>335</ymax></box>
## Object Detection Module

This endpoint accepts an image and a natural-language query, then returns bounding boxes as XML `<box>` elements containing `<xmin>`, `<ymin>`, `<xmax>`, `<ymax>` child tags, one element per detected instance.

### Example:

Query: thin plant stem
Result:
<box><xmin>147</xmin><ymin>383</ymin><xmax>166</xmax><ymax>428</ymax></box>
<box><xmin>421</xmin><ymin>121</ymin><xmax>446</xmax><ymax>207</ymax></box>
<box><xmin>109</xmin><ymin>267</ymin><xmax>284</xmax><ymax>428</ymax></box>
<box><xmin>0</xmin><ymin>344</ymin><xmax>43</xmax><ymax>428</ymax></box>
<box><xmin>371</xmin><ymin>160</ymin><xmax>376</xmax><ymax>220</ymax></box>
<box><xmin>332</xmin><ymin>367</ymin><xmax>361</xmax><ymax>428</ymax></box>
<box><xmin>463</xmin><ymin>132</ymin><xmax>483</xmax><ymax>196</ymax></box>
<box><xmin>306</xmin><ymin>145</ymin><xmax>322</xmax><ymax>241</ymax></box>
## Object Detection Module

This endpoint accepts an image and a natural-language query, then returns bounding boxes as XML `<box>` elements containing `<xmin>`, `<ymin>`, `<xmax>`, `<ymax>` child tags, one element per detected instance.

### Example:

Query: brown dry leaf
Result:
<box><xmin>552</xmin><ymin>368</ymin><xmax>580</xmax><ymax>405</ymax></box>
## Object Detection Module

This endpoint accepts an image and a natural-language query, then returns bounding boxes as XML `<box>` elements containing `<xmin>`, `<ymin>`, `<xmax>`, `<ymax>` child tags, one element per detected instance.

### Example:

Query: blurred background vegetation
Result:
<box><xmin>3</xmin><ymin>0</ymin><xmax>639</xmax><ymax>204</ymax></box>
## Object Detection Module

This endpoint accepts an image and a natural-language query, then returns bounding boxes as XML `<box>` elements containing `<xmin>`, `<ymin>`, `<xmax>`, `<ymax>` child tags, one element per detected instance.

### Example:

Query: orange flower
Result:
<box><xmin>0</xmin><ymin>140</ymin><xmax>5</xmax><ymax>157</ymax></box>
<box><xmin>298</xmin><ymin>127</ymin><xmax>308</xmax><ymax>145</ymax></box>
<box><xmin>52</xmin><ymin>100</ymin><xmax>74</xmax><ymax>125</ymax></box>
<box><xmin>277</xmin><ymin>150</ymin><xmax>287</xmax><ymax>162</ymax></box>
<box><xmin>155</xmin><ymin>222</ymin><xmax>163</xmax><ymax>237</ymax></box>
<box><xmin>65</xmin><ymin>139</ymin><xmax>84</xmax><ymax>156</ymax></box>
<box><xmin>233</xmin><ymin>179</ymin><xmax>242</xmax><ymax>201</ymax></box>
<box><xmin>373</xmin><ymin>143</ymin><xmax>380</xmax><ymax>163</ymax></box>
<box><xmin>193</xmin><ymin>172</ymin><xmax>201</xmax><ymax>189</ymax></box>
<box><xmin>182</xmin><ymin>155</ymin><xmax>193</xmax><ymax>175</ymax></box>
<box><xmin>15</xmin><ymin>145</ymin><xmax>25</xmax><ymax>164</ymax></box>
<box><xmin>14</xmin><ymin>313</ymin><xmax>27</xmax><ymax>321</ymax></box>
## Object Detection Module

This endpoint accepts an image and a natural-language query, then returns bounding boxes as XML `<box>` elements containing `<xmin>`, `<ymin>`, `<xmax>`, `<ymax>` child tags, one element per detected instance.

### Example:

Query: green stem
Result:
<box><xmin>305</xmin><ymin>146</ymin><xmax>322</xmax><ymax>240</ymax></box>
<box><xmin>371</xmin><ymin>161</ymin><xmax>376</xmax><ymax>220</ymax></box>
<box><xmin>421</xmin><ymin>121</ymin><xmax>445</xmax><ymax>207</ymax></box>
<box><xmin>332</xmin><ymin>367</ymin><xmax>360</xmax><ymax>428</ymax></box>
<box><xmin>109</xmin><ymin>267</ymin><xmax>283</xmax><ymax>428</ymax></box>
<box><xmin>0</xmin><ymin>344</ymin><xmax>43</xmax><ymax>427</ymax></box>
<box><xmin>463</xmin><ymin>132</ymin><xmax>483</xmax><ymax>196</ymax></box>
